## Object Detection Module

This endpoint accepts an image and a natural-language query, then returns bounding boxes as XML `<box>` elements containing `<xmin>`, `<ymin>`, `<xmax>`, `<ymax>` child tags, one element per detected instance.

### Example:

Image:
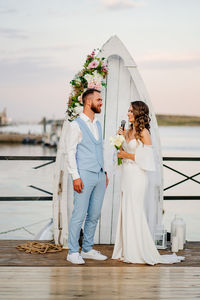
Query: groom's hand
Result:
<box><xmin>73</xmin><ymin>178</ymin><xmax>84</xmax><ymax>193</ymax></box>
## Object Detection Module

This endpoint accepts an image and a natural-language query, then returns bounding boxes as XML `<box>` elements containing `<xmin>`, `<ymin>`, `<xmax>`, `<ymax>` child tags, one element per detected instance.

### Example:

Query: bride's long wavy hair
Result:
<box><xmin>129</xmin><ymin>101</ymin><xmax>151</xmax><ymax>142</ymax></box>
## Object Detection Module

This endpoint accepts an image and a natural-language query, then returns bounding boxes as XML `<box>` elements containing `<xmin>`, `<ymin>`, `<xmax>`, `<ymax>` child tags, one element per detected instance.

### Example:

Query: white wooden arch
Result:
<box><xmin>94</xmin><ymin>35</ymin><xmax>163</xmax><ymax>244</ymax></box>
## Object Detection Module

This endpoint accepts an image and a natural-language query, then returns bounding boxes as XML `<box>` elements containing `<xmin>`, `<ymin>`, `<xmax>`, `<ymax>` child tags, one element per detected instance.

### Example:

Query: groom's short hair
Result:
<box><xmin>82</xmin><ymin>88</ymin><xmax>100</xmax><ymax>105</ymax></box>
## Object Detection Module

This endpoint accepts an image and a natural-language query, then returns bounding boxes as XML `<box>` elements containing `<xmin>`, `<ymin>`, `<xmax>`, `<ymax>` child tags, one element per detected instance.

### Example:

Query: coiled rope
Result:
<box><xmin>16</xmin><ymin>241</ymin><xmax>63</xmax><ymax>254</ymax></box>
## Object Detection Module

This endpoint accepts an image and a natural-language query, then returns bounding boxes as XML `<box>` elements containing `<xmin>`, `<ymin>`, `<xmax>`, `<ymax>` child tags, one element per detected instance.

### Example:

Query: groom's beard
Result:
<box><xmin>91</xmin><ymin>104</ymin><xmax>101</xmax><ymax>114</ymax></box>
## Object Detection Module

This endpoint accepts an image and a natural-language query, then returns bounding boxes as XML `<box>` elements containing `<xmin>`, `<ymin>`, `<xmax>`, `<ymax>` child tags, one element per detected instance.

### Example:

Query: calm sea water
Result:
<box><xmin>0</xmin><ymin>123</ymin><xmax>52</xmax><ymax>134</ymax></box>
<box><xmin>0</xmin><ymin>125</ymin><xmax>199</xmax><ymax>241</ymax></box>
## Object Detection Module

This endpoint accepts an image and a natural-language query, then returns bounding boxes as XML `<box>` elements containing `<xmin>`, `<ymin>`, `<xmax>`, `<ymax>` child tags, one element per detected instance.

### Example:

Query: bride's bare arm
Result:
<box><xmin>141</xmin><ymin>128</ymin><xmax>152</xmax><ymax>145</ymax></box>
<box><xmin>118</xmin><ymin>129</ymin><xmax>152</xmax><ymax>161</ymax></box>
<box><xmin>117</xmin><ymin>150</ymin><xmax>135</xmax><ymax>160</ymax></box>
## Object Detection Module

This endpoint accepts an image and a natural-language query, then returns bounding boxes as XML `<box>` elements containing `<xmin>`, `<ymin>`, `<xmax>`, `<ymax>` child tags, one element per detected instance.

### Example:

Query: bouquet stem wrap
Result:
<box><xmin>115</xmin><ymin>146</ymin><xmax>122</xmax><ymax>165</ymax></box>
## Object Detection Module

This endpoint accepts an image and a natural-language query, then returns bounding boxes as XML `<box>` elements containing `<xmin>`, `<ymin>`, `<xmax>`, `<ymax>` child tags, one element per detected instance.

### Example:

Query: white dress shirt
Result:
<box><xmin>66</xmin><ymin>113</ymin><xmax>100</xmax><ymax>180</ymax></box>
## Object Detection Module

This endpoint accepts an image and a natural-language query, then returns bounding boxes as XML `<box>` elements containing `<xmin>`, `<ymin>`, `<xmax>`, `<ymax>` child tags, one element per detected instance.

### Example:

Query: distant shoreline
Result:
<box><xmin>156</xmin><ymin>114</ymin><xmax>200</xmax><ymax>126</ymax></box>
<box><xmin>1</xmin><ymin>114</ymin><xmax>200</xmax><ymax>128</ymax></box>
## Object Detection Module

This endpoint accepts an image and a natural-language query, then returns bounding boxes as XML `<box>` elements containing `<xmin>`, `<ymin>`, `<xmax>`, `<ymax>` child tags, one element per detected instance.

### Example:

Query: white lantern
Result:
<box><xmin>171</xmin><ymin>215</ymin><xmax>186</xmax><ymax>250</ymax></box>
<box><xmin>171</xmin><ymin>235</ymin><xmax>179</xmax><ymax>252</ymax></box>
<box><xmin>154</xmin><ymin>225</ymin><xmax>167</xmax><ymax>249</ymax></box>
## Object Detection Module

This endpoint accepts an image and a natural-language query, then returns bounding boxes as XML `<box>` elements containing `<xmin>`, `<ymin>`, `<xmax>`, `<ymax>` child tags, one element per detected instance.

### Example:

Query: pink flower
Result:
<box><xmin>78</xmin><ymin>95</ymin><xmax>83</xmax><ymax>104</ymax></box>
<box><xmin>101</xmin><ymin>63</ymin><xmax>107</xmax><ymax>72</ymax></box>
<box><xmin>87</xmin><ymin>55</ymin><xmax>94</xmax><ymax>60</ymax></box>
<box><xmin>88</xmin><ymin>60</ymin><xmax>99</xmax><ymax>69</ymax></box>
<box><xmin>88</xmin><ymin>82</ymin><xmax>95</xmax><ymax>88</ymax></box>
<box><xmin>95</xmin><ymin>83</ymin><xmax>102</xmax><ymax>89</ymax></box>
<box><xmin>88</xmin><ymin>82</ymin><xmax>102</xmax><ymax>89</ymax></box>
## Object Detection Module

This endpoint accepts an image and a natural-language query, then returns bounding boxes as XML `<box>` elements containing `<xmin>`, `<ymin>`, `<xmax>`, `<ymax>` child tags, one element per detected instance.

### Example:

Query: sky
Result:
<box><xmin>0</xmin><ymin>0</ymin><xmax>200</xmax><ymax>122</ymax></box>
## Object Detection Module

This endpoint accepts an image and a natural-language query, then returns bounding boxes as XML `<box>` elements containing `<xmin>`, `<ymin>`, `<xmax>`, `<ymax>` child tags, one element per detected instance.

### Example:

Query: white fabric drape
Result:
<box><xmin>134</xmin><ymin>141</ymin><xmax>160</xmax><ymax>236</ymax></box>
<box><xmin>135</xmin><ymin>144</ymin><xmax>156</xmax><ymax>172</ymax></box>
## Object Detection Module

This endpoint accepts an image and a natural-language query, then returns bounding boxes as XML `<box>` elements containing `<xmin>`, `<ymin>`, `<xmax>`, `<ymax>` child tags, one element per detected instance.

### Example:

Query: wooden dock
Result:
<box><xmin>0</xmin><ymin>241</ymin><xmax>200</xmax><ymax>299</ymax></box>
<box><xmin>0</xmin><ymin>240</ymin><xmax>200</xmax><ymax>267</ymax></box>
<box><xmin>0</xmin><ymin>132</ymin><xmax>43</xmax><ymax>143</ymax></box>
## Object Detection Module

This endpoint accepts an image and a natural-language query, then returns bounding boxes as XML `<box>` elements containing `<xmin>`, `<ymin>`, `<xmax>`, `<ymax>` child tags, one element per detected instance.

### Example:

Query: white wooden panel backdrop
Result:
<box><xmin>94</xmin><ymin>36</ymin><xmax>163</xmax><ymax>244</ymax></box>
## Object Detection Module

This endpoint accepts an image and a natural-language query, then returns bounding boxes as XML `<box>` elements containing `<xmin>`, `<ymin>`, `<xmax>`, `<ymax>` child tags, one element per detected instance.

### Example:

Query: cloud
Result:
<box><xmin>0</xmin><ymin>56</ymin><xmax>59</xmax><ymax>71</ymax></box>
<box><xmin>0</xmin><ymin>56</ymin><xmax>74</xmax><ymax>82</ymax></box>
<box><xmin>22</xmin><ymin>44</ymin><xmax>77</xmax><ymax>53</ymax></box>
<box><xmin>138</xmin><ymin>54</ymin><xmax>200</xmax><ymax>69</ymax></box>
<box><xmin>0</xmin><ymin>28</ymin><xmax>28</xmax><ymax>39</ymax></box>
<box><xmin>0</xmin><ymin>44</ymin><xmax>78</xmax><ymax>59</ymax></box>
<box><xmin>0</xmin><ymin>8</ymin><xmax>17</xmax><ymax>14</ymax></box>
<box><xmin>102</xmin><ymin>0</ymin><xmax>145</xmax><ymax>10</ymax></box>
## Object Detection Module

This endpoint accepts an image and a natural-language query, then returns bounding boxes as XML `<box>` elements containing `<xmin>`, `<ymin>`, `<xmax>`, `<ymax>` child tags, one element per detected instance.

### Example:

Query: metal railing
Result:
<box><xmin>0</xmin><ymin>156</ymin><xmax>200</xmax><ymax>201</ymax></box>
<box><xmin>163</xmin><ymin>157</ymin><xmax>200</xmax><ymax>200</ymax></box>
<box><xmin>0</xmin><ymin>156</ymin><xmax>55</xmax><ymax>201</ymax></box>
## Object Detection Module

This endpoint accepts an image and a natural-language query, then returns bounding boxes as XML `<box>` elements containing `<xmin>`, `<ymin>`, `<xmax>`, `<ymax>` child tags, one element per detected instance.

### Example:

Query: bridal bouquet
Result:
<box><xmin>109</xmin><ymin>134</ymin><xmax>125</xmax><ymax>165</ymax></box>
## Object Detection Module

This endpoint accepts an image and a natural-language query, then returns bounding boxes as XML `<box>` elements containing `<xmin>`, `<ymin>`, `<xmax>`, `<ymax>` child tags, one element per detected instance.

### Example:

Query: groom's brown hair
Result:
<box><xmin>82</xmin><ymin>88</ymin><xmax>100</xmax><ymax>105</ymax></box>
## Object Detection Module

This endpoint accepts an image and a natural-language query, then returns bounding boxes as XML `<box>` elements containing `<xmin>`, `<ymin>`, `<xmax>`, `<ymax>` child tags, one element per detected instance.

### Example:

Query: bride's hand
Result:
<box><xmin>117</xmin><ymin>149</ymin><xmax>127</xmax><ymax>159</ymax></box>
<box><xmin>117</xmin><ymin>127</ymin><xmax>126</xmax><ymax>136</ymax></box>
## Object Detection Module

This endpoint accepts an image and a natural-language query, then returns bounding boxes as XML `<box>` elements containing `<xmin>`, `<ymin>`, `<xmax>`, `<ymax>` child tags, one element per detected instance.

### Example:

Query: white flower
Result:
<box><xmin>109</xmin><ymin>136</ymin><xmax>115</xmax><ymax>146</ymax></box>
<box><xmin>69</xmin><ymin>85</ymin><xmax>76</xmax><ymax>96</ymax></box>
<box><xmin>84</xmin><ymin>71</ymin><xmax>103</xmax><ymax>88</ymax></box>
<box><xmin>74</xmin><ymin>104</ymin><xmax>83</xmax><ymax>115</ymax></box>
<box><xmin>75</xmin><ymin>78</ymin><xmax>81</xmax><ymax>84</ymax></box>
<box><xmin>109</xmin><ymin>134</ymin><xmax>125</xmax><ymax>148</ymax></box>
<box><xmin>93</xmin><ymin>70</ymin><xmax>102</xmax><ymax>82</ymax></box>
<box><xmin>84</xmin><ymin>74</ymin><xmax>93</xmax><ymax>82</ymax></box>
<box><xmin>115</xmin><ymin>135</ymin><xmax>124</xmax><ymax>147</ymax></box>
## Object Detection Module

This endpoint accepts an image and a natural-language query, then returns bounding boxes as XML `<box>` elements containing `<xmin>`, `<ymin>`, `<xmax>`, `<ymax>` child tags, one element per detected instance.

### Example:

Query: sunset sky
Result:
<box><xmin>0</xmin><ymin>0</ymin><xmax>199</xmax><ymax>122</ymax></box>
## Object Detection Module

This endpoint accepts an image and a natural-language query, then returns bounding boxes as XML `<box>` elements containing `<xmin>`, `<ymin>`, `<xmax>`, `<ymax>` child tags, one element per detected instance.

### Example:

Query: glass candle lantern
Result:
<box><xmin>154</xmin><ymin>226</ymin><xmax>167</xmax><ymax>249</ymax></box>
<box><xmin>171</xmin><ymin>215</ymin><xmax>186</xmax><ymax>250</ymax></box>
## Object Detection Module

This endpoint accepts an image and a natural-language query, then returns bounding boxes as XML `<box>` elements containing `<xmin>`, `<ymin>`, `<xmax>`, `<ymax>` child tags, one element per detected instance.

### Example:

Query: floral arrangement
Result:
<box><xmin>67</xmin><ymin>49</ymin><xmax>108</xmax><ymax>121</ymax></box>
<box><xmin>109</xmin><ymin>134</ymin><xmax>125</xmax><ymax>165</ymax></box>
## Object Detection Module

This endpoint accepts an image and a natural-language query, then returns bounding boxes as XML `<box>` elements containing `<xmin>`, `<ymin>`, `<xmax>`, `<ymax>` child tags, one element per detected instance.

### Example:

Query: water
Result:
<box><xmin>158</xmin><ymin>126</ymin><xmax>200</xmax><ymax>156</ymax></box>
<box><xmin>0</xmin><ymin>123</ymin><xmax>56</xmax><ymax>240</ymax></box>
<box><xmin>0</xmin><ymin>123</ymin><xmax>51</xmax><ymax>134</ymax></box>
<box><xmin>0</xmin><ymin>125</ymin><xmax>200</xmax><ymax>241</ymax></box>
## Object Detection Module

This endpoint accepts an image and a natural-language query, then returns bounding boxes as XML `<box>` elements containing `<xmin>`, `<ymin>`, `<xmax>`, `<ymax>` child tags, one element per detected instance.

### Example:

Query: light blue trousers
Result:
<box><xmin>68</xmin><ymin>169</ymin><xmax>106</xmax><ymax>254</ymax></box>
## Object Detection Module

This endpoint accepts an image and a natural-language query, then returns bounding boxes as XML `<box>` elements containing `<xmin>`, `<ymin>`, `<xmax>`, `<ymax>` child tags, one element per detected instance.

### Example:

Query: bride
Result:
<box><xmin>112</xmin><ymin>101</ymin><xmax>184</xmax><ymax>265</ymax></box>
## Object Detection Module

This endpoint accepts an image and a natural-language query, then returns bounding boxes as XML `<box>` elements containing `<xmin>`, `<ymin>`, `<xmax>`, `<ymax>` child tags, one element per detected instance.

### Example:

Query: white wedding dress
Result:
<box><xmin>112</xmin><ymin>139</ymin><xmax>185</xmax><ymax>265</ymax></box>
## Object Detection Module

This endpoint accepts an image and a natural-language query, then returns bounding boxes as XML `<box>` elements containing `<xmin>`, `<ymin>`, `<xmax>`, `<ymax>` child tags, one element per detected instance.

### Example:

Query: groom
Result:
<box><xmin>66</xmin><ymin>88</ymin><xmax>109</xmax><ymax>264</ymax></box>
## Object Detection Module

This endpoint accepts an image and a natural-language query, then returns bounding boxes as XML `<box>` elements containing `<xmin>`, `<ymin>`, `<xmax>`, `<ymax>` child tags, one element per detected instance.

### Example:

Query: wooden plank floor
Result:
<box><xmin>0</xmin><ymin>240</ymin><xmax>200</xmax><ymax>267</ymax></box>
<box><xmin>0</xmin><ymin>266</ymin><xmax>200</xmax><ymax>299</ymax></box>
